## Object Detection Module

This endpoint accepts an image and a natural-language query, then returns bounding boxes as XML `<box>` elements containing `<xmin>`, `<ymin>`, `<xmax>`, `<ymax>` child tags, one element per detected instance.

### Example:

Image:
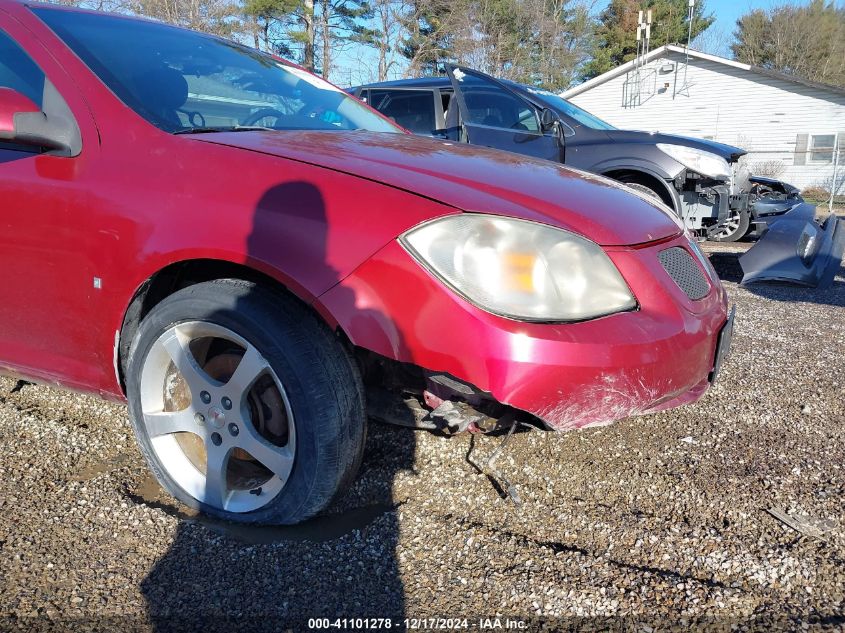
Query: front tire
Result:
<box><xmin>126</xmin><ymin>279</ymin><xmax>365</xmax><ymax>524</ymax></box>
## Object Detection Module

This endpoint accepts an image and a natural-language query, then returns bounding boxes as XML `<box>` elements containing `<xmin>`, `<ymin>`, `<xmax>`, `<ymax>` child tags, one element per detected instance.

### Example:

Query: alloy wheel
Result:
<box><xmin>138</xmin><ymin>321</ymin><xmax>296</xmax><ymax>513</ymax></box>
<box><xmin>708</xmin><ymin>210</ymin><xmax>743</xmax><ymax>241</ymax></box>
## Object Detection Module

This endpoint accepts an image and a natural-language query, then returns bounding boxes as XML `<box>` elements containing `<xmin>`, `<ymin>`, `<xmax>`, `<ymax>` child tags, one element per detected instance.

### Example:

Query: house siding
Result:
<box><xmin>566</xmin><ymin>50</ymin><xmax>845</xmax><ymax>194</ymax></box>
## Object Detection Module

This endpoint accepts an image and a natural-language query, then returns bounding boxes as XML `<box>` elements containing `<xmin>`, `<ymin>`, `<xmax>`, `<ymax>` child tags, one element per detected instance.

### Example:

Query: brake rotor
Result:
<box><xmin>163</xmin><ymin>346</ymin><xmax>289</xmax><ymax>490</ymax></box>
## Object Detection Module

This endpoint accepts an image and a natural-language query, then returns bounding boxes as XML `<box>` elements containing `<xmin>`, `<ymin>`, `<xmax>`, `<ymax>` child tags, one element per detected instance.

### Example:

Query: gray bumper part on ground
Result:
<box><xmin>747</xmin><ymin>200</ymin><xmax>805</xmax><ymax>237</ymax></box>
<box><xmin>739</xmin><ymin>205</ymin><xmax>844</xmax><ymax>288</ymax></box>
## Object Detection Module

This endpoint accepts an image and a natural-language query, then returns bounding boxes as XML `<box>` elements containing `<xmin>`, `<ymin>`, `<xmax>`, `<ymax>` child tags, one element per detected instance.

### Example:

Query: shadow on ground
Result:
<box><xmin>137</xmin><ymin>422</ymin><xmax>413</xmax><ymax>631</ymax></box>
<box><xmin>138</xmin><ymin>181</ymin><xmax>416</xmax><ymax>630</ymax></box>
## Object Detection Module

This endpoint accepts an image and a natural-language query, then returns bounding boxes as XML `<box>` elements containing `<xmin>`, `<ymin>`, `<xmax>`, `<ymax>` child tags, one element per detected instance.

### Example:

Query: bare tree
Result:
<box><xmin>690</xmin><ymin>24</ymin><xmax>732</xmax><ymax>58</ymax></box>
<box><xmin>302</xmin><ymin>0</ymin><xmax>317</xmax><ymax>70</ymax></box>
<box><xmin>733</xmin><ymin>0</ymin><xmax>845</xmax><ymax>87</ymax></box>
<box><xmin>47</xmin><ymin>0</ymin><xmax>129</xmax><ymax>11</ymax></box>
<box><xmin>399</xmin><ymin>0</ymin><xmax>593</xmax><ymax>89</ymax></box>
<box><xmin>750</xmin><ymin>160</ymin><xmax>786</xmax><ymax>179</ymax></box>
<box><xmin>242</xmin><ymin>0</ymin><xmax>371</xmax><ymax>78</ymax></box>
<box><xmin>315</xmin><ymin>0</ymin><xmax>371</xmax><ymax>79</ymax></box>
<box><xmin>399</xmin><ymin>0</ymin><xmax>463</xmax><ymax>76</ymax></box>
<box><xmin>129</xmin><ymin>0</ymin><xmax>244</xmax><ymax>35</ymax></box>
<box><xmin>64</xmin><ymin>0</ymin><xmax>594</xmax><ymax>90</ymax></box>
<box><xmin>369</xmin><ymin>0</ymin><xmax>411</xmax><ymax>80</ymax></box>
<box><xmin>524</xmin><ymin>0</ymin><xmax>595</xmax><ymax>90</ymax></box>
<box><xmin>242</xmin><ymin>0</ymin><xmax>288</xmax><ymax>50</ymax></box>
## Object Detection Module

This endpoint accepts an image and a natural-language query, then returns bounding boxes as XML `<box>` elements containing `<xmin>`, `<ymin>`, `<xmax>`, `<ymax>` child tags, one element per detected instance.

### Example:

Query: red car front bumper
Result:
<box><xmin>319</xmin><ymin>232</ymin><xmax>730</xmax><ymax>431</ymax></box>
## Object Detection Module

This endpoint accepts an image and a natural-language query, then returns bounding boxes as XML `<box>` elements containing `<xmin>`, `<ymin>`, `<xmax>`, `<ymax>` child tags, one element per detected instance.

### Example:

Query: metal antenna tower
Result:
<box><xmin>636</xmin><ymin>10</ymin><xmax>644</xmax><ymax>68</ymax></box>
<box><xmin>676</xmin><ymin>0</ymin><xmax>695</xmax><ymax>97</ymax></box>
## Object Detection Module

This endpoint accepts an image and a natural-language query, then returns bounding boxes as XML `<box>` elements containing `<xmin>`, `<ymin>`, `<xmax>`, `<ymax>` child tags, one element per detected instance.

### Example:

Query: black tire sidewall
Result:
<box><xmin>126</xmin><ymin>280</ymin><xmax>364</xmax><ymax>524</ymax></box>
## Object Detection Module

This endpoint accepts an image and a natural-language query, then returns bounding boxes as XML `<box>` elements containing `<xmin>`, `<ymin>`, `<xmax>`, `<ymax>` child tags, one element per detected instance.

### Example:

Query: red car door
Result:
<box><xmin>0</xmin><ymin>16</ymin><xmax>106</xmax><ymax>390</ymax></box>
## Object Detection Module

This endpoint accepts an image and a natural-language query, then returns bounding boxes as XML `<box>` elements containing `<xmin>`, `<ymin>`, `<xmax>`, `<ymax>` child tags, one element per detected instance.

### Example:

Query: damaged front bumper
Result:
<box><xmin>745</xmin><ymin>176</ymin><xmax>805</xmax><ymax>237</ymax></box>
<box><xmin>320</xmin><ymin>233</ymin><xmax>730</xmax><ymax>432</ymax></box>
<box><xmin>739</xmin><ymin>206</ymin><xmax>844</xmax><ymax>288</ymax></box>
<box><xmin>678</xmin><ymin>172</ymin><xmax>804</xmax><ymax>239</ymax></box>
<box><xmin>679</xmin><ymin>171</ymin><xmax>845</xmax><ymax>287</ymax></box>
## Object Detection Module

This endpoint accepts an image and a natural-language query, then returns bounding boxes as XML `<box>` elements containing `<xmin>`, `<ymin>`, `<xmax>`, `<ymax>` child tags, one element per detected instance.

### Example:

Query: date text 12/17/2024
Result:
<box><xmin>307</xmin><ymin>618</ymin><xmax>529</xmax><ymax>630</ymax></box>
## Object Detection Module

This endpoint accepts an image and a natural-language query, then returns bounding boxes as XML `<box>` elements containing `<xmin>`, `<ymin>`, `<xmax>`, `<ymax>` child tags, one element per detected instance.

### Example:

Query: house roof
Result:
<box><xmin>562</xmin><ymin>44</ymin><xmax>845</xmax><ymax>99</ymax></box>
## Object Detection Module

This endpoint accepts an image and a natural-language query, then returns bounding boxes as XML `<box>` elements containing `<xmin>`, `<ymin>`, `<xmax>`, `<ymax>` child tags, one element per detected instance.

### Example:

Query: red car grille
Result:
<box><xmin>658</xmin><ymin>247</ymin><xmax>710</xmax><ymax>300</ymax></box>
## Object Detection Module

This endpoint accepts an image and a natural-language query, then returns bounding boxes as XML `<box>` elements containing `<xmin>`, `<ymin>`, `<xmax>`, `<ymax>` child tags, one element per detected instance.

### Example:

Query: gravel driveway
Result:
<box><xmin>0</xmin><ymin>243</ymin><xmax>842</xmax><ymax>631</ymax></box>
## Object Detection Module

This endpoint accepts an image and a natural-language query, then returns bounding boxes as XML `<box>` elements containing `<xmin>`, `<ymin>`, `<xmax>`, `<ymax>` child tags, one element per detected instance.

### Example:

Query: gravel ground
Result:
<box><xmin>0</xmin><ymin>242</ymin><xmax>843</xmax><ymax>631</ymax></box>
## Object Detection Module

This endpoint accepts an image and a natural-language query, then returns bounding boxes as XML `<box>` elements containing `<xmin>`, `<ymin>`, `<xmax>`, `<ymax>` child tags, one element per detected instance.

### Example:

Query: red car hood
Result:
<box><xmin>191</xmin><ymin>130</ymin><xmax>680</xmax><ymax>246</ymax></box>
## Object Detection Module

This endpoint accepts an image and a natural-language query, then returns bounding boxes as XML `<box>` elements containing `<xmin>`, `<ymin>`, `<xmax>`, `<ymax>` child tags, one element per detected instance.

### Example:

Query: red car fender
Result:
<box><xmin>318</xmin><ymin>237</ymin><xmax>728</xmax><ymax>427</ymax></box>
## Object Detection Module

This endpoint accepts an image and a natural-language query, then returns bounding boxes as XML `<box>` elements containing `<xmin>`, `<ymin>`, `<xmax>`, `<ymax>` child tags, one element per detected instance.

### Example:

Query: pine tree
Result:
<box><xmin>732</xmin><ymin>0</ymin><xmax>845</xmax><ymax>87</ymax></box>
<box><xmin>581</xmin><ymin>0</ymin><xmax>713</xmax><ymax>81</ymax></box>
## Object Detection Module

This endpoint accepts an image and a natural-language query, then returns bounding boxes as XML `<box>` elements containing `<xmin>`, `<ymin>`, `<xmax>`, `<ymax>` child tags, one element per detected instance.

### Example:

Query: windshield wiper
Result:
<box><xmin>173</xmin><ymin>127</ymin><xmax>224</xmax><ymax>135</ymax></box>
<box><xmin>174</xmin><ymin>125</ymin><xmax>275</xmax><ymax>135</ymax></box>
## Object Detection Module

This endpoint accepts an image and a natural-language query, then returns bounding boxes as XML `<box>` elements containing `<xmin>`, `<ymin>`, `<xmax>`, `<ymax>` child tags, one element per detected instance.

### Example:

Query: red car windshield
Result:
<box><xmin>33</xmin><ymin>8</ymin><xmax>402</xmax><ymax>135</ymax></box>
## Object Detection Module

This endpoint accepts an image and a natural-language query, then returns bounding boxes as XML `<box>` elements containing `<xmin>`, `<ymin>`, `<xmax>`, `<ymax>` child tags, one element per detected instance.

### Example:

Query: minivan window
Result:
<box><xmin>368</xmin><ymin>89</ymin><xmax>436</xmax><ymax>135</ymax></box>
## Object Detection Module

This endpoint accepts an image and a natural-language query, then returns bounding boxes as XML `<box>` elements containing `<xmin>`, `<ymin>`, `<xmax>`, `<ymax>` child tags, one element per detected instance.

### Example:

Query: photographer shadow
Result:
<box><xmin>139</xmin><ymin>181</ymin><xmax>415</xmax><ymax>631</ymax></box>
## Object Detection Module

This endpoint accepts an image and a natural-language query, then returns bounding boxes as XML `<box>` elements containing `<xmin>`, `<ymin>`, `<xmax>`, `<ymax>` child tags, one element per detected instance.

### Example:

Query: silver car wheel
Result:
<box><xmin>711</xmin><ymin>211</ymin><xmax>742</xmax><ymax>240</ymax></box>
<box><xmin>138</xmin><ymin>321</ymin><xmax>296</xmax><ymax>513</ymax></box>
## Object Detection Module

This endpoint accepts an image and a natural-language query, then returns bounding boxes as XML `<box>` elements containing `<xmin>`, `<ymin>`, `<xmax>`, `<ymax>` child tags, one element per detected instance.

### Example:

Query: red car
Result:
<box><xmin>0</xmin><ymin>2</ymin><xmax>731</xmax><ymax>524</ymax></box>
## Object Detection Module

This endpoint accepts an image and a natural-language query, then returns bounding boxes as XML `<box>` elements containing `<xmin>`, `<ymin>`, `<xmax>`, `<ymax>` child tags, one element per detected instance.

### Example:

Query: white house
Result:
<box><xmin>562</xmin><ymin>45</ymin><xmax>845</xmax><ymax>194</ymax></box>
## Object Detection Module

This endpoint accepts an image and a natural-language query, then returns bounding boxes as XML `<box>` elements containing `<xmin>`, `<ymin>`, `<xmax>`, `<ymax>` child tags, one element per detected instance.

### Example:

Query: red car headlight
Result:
<box><xmin>400</xmin><ymin>214</ymin><xmax>636</xmax><ymax>322</ymax></box>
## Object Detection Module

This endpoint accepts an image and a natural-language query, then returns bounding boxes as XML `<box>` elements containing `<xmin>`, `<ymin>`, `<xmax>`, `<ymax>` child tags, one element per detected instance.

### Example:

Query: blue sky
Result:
<box><xmin>687</xmin><ymin>0</ymin><xmax>785</xmax><ymax>54</ymax></box>
<box><xmin>693</xmin><ymin>0</ymin><xmax>781</xmax><ymax>32</ymax></box>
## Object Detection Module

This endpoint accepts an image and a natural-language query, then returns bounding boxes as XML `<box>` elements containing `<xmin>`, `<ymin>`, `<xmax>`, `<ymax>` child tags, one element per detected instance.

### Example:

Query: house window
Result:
<box><xmin>809</xmin><ymin>134</ymin><xmax>836</xmax><ymax>163</ymax></box>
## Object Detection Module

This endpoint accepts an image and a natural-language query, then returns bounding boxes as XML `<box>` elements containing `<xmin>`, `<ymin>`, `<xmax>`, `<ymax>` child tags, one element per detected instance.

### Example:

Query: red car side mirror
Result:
<box><xmin>0</xmin><ymin>87</ymin><xmax>41</xmax><ymax>137</ymax></box>
<box><xmin>0</xmin><ymin>86</ymin><xmax>79</xmax><ymax>155</ymax></box>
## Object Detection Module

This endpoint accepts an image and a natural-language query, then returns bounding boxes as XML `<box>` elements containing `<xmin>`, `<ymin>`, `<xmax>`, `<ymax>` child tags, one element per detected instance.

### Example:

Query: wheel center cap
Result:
<box><xmin>207</xmin><ymin>406</ymin><xmax>225</xmax><ymax>429</ymax></box>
